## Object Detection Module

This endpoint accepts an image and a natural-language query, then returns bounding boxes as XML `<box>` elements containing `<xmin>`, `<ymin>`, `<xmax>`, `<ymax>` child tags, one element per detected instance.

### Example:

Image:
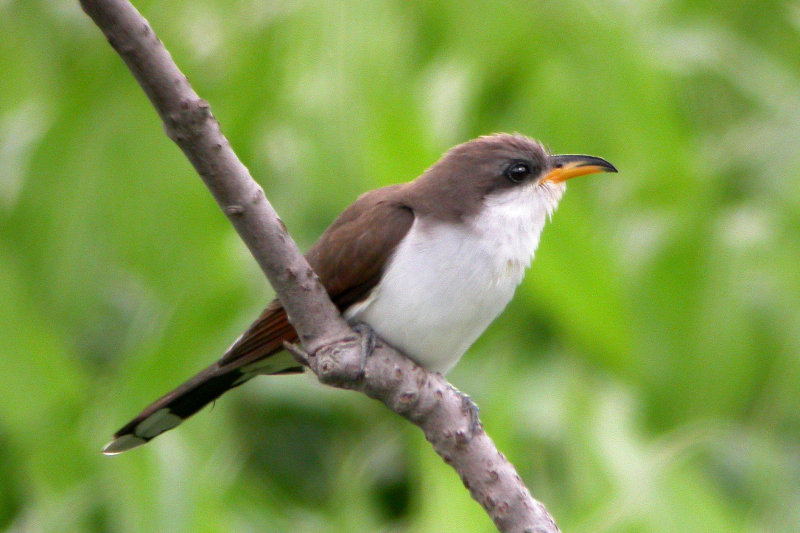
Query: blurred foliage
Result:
<box><xmin>1</xmin><ymin>0</ymin><xmax>800</xmax><ymax>531</ymax></box>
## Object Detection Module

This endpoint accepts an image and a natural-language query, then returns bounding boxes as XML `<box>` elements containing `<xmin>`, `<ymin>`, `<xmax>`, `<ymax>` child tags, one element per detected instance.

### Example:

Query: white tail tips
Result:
<box><xmin>102</xmin><ymin>408</ymin><xmax>183</xmax><ymax>455</ymax></box>
<box><xmin>102</xmin><ymin>434</ymin><xmax>147</xmax><ymax>455</ymax></box>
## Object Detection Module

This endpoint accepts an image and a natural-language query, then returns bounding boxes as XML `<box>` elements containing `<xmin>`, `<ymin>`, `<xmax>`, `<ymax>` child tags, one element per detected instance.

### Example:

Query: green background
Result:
<box><xmin>2</xmin><ymin>1</ymin><xmax>799</xmax><ymax>531</ymax></box>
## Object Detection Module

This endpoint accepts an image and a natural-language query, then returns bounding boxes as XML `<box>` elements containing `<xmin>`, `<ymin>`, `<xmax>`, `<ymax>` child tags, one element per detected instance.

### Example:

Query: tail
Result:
<box><xmin>103</xmin><ymin>300</ymin><xmax>301</xmax><ymax>455</ymax></box>
<box><xmin>102</xmin><ymin>362</ymin><xmax>256</xmax><ymax>454</ymax></box>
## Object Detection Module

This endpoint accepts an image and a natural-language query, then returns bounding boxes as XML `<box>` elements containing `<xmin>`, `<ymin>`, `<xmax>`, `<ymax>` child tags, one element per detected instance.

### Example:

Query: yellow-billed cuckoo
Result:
<box><xmin>103</xmin><ymin>133</ymin><xmax>616</xmax><ymax>454</ymax></box>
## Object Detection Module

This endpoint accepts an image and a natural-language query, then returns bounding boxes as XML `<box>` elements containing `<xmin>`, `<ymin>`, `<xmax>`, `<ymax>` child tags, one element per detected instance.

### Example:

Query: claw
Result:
<box><xmin>352</xmin><ymin>323</ymin><xmax>377</xmax><ymax>376</ymax></box>
<box><xmin>450</xmin><ymin>384</ymin><xmax>482</xmax><ymax>438</ymax></box>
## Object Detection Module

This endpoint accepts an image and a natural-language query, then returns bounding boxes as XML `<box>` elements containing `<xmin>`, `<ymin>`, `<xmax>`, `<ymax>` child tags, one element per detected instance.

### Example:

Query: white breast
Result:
<box><xmin>345</xmin><ymin>182</ymin><xmax>564</xmax><ymax>373</ymax></box>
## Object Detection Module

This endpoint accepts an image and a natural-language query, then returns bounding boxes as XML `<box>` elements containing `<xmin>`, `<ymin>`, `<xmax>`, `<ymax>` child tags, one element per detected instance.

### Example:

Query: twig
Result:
<box><xmin>79</xmin><ymin>1</ymin><xmax>559</xmax><ymax>530</ymax></box>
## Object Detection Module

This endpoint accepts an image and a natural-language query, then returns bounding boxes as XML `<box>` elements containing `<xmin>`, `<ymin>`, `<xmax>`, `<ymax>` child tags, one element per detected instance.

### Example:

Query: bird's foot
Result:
<box><xmin>449</xmin><ymin>384</ymin><xmax>483</xmax><ymax>438</ymax></box>
<box><xmin>352</xmin><ymin>322</ymin><xmax>377</xmax><ymax>377</ymax></box>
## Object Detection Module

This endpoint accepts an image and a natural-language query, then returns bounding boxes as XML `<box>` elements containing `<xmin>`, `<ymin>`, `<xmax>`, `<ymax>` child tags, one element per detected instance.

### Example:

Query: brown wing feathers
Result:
<box><xmin>219</xmin><ymin>300</ymin><xmax>299</xmax><ymax>366</ymax></box>
<box><xmin>104</xmin><ymin>188</ymin><xmax>414</xmax><ymax>454</ymax></box>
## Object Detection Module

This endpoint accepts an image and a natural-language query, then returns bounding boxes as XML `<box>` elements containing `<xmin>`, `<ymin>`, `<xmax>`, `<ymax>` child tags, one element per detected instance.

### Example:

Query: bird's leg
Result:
<box><xmin>351</xmin><ymin>322</ymin><xmax>377</xmax><ymax>376</ymax></box>
<box><xmin>449</xmin><ymin>384</ymin><xmax>483</xmax><ymax>438</ymax></box>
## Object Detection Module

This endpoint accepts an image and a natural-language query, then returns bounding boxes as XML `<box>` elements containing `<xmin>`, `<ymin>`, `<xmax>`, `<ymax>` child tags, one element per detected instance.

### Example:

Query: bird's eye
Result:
<box><xmin>504</xmin><ymin>162</ymin><xmax>531</xmax><ymax>184</ymax></box>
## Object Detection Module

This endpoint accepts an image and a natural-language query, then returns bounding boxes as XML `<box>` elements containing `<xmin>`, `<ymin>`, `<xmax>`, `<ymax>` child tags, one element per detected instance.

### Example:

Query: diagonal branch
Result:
<box><xmin>79</xmin><ymin>1</ymin><xmax>559</xmax><ymax>531</ymax></box>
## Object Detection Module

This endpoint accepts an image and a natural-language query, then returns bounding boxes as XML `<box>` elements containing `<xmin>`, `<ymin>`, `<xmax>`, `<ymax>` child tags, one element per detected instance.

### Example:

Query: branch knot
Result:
<box><xmin>311</xmin><ymin>335</ymin><xmax>364</xmax><ymax>386</ymax></box>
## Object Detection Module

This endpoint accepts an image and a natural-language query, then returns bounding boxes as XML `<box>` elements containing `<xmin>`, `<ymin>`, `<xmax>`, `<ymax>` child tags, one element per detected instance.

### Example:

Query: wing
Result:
<box><xmin>220</xmin><ymin>184</ymin><xmax>414</xmax><ymax>365</ymax></box>
<box><xmin>307</xmin><ymin>186</ymin><xmax>415</xmax><ymax>309</ymax></box>
<box><xmin>104</xmin><ymin>186</ymin><xmax>415</xmax><ymax>453</ymax></box>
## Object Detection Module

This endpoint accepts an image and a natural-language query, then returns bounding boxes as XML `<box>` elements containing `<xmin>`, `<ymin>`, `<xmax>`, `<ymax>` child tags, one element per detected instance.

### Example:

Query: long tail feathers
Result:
<box><xmin>102</xmin><ymin>363</ymin><xmax>256</xmax><ymax>454</ymax></box>
<box><xmin>103</xmin><ymin>300</ymin><xmax>301</xmax><ymax>455</ymax></box>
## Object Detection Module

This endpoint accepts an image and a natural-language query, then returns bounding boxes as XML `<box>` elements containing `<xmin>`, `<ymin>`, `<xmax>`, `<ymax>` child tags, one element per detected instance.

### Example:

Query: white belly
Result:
<box><xmin>344</xmin><ymin>183</ymin><xmax>561</xmax><ymax>373</ymax></box>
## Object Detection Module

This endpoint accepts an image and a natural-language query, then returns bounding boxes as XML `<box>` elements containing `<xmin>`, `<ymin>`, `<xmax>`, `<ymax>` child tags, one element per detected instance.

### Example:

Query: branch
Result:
<box><xmin>79</xmin><ymin>1</ymin><xmax>559</xmax><ymax>531</ymax></box>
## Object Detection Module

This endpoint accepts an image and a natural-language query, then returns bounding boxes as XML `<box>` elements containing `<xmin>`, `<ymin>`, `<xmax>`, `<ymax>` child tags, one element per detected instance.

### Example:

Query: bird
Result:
<box><xmin>102</xmin><ymin>133</ymin><xmax>616</xmax><ymax>454</ymax></box>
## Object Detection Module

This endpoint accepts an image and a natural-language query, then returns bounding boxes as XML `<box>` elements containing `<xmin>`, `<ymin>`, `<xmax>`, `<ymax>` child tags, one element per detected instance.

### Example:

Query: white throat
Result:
<box><xmin>345</xmin><ymin>181</ymin><xmax>565</xmax><ymax>373</ymax></box>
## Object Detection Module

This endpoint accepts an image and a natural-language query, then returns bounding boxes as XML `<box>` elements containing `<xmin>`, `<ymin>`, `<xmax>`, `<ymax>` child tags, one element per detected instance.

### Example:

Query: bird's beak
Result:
<box><xmin>543</xmin><ymin>154</ymin><xmax>618</xmax><ymax>184</ymax></box>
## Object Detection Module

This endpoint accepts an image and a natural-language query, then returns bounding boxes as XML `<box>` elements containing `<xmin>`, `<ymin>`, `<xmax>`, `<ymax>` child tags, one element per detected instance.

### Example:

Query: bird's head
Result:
<box><xmin>412</xmin><ymin>133</ymin><xmax>617</xmax><ymax>222</ymax></box>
